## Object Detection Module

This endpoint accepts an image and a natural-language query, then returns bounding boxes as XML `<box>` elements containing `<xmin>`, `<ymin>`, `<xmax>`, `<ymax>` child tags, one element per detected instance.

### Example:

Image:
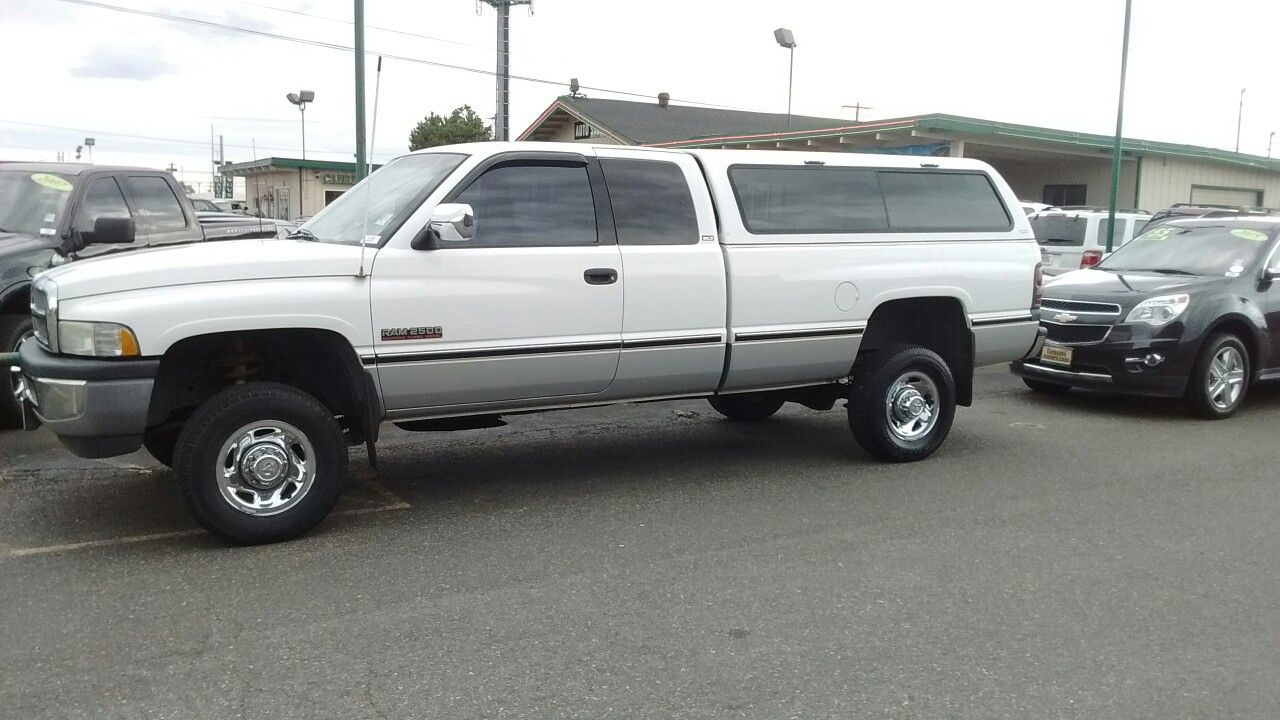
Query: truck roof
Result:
<box><xmin>406</xmin><ymin>141</ymin><xmax>1001</xmax><ymax>173</ymax></box>
<box><xmin>0</xmin><ymin>162</ymin><xmax>164</xmax><ymax>175</ymax></box>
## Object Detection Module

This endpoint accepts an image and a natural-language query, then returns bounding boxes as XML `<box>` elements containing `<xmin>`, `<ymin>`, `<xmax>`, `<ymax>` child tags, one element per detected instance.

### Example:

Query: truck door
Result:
<box><xmin>592</xmin><ymin>149</ymin><xmax>728</xmax><ymax>398</ymax></box>
<box><xmin>369</xmin><ymin>152</ymin><xmax>624</xmax><ymax>411</ymax></box>
<box><xmin>123</xmin><ymin>175</ymin><xmax>200</xmax><ymax>246</ymax></box>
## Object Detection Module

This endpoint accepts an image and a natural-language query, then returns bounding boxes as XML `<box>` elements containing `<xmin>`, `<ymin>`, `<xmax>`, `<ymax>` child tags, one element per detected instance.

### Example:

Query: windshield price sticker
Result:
<box><xmin>30</xmin><ymin>173</ymin><xmax>72</xmax><ymax>192</ymax></box>
<box><xmin>1230</xmin><ymin>228</ymin><xmax>1267</xmax><ymax>242</ymax></box>
<box><xmin>1140</xmin><ymin>227</ymin><xmax>1173</xmax><ymax>241</ymax></box>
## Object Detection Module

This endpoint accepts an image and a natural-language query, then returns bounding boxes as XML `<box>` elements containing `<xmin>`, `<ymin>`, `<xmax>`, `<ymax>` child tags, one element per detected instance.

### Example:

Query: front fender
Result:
<box><xmin>54</xmin><ymin>277</ymin><xmax>373</xmax><ymax>356</ymax></box>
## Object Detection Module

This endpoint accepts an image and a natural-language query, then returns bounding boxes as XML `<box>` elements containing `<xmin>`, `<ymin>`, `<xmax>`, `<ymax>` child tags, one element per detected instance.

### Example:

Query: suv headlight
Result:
<box><xmin>57</xmin><ymin>321</ymin><xmax>141</xmax><ymax>357</ymax></box>
<box><xmin>1125</xmin><ymin>294</ymin><xmax>1190</xmax><ymax>326</ymax></box>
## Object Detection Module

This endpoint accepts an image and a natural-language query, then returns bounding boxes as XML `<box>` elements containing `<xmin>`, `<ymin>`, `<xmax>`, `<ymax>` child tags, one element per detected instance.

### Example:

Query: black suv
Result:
<box><xmin>0</xmin><ymin>164</ymin><xmax>208</xmax><ymax>426</ymax></box>
<box><xmin>1011</xmin><ymin>217</ymin><xmax>1280</xmax><ymax>418</ymax></box>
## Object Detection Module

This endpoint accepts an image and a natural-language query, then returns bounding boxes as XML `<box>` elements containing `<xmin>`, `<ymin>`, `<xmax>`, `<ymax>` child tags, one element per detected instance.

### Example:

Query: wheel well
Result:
<box><xmin>0</xmin><ymin>283</ymin><xmax>31</xmax><ymax>316</ymax></box>
<box><xmin>146</xmin><ymin>329</ymin><xmax>378</xmax><ymax>444</ymax></box>
<box><xmin>855</xmin><ymin>297</ymin><xmax>974</xmax><ymax>406</ymax></box>
<box><xmin>1204</xmin><ymin>318</ymin><xmax>1259</xmax><ymax>375</ymax></box>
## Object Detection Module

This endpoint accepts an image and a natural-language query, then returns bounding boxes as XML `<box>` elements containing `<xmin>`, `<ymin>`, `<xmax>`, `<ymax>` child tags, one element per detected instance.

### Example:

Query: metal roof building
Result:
<box><xmin>521</xmin><ymin>96</ymin><xmax>1280</xmax><ymax>212</ymax></box>
<box><xmin>220</xmin><ymin>157</ymin><xmax>379</xmax><ymax>220</ymax></box>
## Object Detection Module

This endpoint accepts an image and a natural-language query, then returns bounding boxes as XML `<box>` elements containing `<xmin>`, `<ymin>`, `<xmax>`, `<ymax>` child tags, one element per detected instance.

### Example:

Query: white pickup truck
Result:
<box><xmin>14</xmin><ymin>142</ymin><xmax>1041</xmax><ymax>543</ymax></box>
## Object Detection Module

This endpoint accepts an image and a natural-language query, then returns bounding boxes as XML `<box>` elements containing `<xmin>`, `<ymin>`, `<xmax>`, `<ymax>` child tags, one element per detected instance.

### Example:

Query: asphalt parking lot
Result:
<box><xmin>1</xmin><ymin>366</ymin><xmax>1277</xmax><ymax>719</ymax></box>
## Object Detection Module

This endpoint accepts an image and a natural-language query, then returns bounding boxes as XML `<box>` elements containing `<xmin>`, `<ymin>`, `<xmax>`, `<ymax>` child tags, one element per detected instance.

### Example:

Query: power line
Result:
<box><xmin>224</xmin><ymin>0</ymin><xmax>498</xmax><ymax>55</ymax></box>
<box><xmin>0</xmin><ymin>119</ymin><xmax>401</xmax><ymax>160</ymax></box>
<box><xmin>50</xmin><ymin>0</ymin><xmax>758</xmax><ymax>111</ymax></box>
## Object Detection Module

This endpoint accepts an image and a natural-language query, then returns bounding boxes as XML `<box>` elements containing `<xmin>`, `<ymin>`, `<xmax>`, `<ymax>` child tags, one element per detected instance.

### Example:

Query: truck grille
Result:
<box><xmin>30</xmin><ymin>285</ymin><xmax>50</xmax><ymax>349</ymax></box>
<box><xmin>1043</xmin><ymin>321</ymin><xmax>1110</xmax><ymax>345</ymax></box>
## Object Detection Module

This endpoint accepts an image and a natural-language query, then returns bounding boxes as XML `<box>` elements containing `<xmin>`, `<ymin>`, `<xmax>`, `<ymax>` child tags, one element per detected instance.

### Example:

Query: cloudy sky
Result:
<box><xmin>3</xmin><ymin>0</ymin><xmax>1279</xmax><ymax>191</ymax></box>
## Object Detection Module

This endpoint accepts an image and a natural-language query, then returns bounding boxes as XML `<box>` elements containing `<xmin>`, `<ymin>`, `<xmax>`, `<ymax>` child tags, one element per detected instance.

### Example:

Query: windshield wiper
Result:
<box><xmin>286</xmin><ymin>227</ymin><xmax>319</xmax><ymax>241</ymax></box>
<box><xmin>1143</xmin><ymin>268</ymin><xmax>1199</xmax><ymax>276</ymax></box>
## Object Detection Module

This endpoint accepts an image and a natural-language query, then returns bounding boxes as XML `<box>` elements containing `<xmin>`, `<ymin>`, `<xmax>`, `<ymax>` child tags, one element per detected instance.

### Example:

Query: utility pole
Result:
<box><xmin>1235</xmin><ymin>88</ymin><xmax>1245</xmax><ymax>153</ymax></box>
<box><xmin>1104</xmin><ymin>0</ymin><xmax>1133</xmax><ymax>254</ymax></box>
<box><xmin>478</xmin><ymin>0</ymin><xmax>533</xmax><ymax>141</ymax></box>
<box><xmin>842</xmin><ymin>103</ymin><xmax>872</xmax><ymax>122</ymax></box>
<box><xmin>355</xmin><ymin>0</ymin><xmax>367</xmax><ymax>180</ymax></box>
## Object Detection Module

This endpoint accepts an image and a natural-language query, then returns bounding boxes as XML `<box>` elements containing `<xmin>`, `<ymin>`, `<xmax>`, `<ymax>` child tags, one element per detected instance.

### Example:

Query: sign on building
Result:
<box><xmin>321</xmin><ymin>173</ymin><xmax>358</xmax><ymax>185</ymax></box>
<box><xmin>573</xmin><ymin>121</ymin><xmax>593</xmax><ymax>140</ymax></box>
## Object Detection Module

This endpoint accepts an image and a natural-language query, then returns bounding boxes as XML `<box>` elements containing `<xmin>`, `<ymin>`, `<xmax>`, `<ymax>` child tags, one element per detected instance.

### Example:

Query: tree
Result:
<box><xmin>408</xmin><ymin>105</ymin><xmax>492</xmax><ymax>150</ymax></box>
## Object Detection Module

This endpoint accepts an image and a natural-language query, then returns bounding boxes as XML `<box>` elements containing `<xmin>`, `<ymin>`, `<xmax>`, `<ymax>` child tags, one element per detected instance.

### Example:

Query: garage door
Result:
<box><xmin>1190</xmin><ymin>185</ymin><xmax>1263</xmax><ymax>207</ymax></box>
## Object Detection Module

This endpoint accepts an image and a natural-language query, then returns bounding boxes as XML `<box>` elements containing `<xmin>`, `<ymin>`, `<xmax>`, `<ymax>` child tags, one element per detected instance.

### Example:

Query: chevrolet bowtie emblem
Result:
<box><xmin>1053</xmin><ymin>312</ymin><xmax>1078</xmax><ymax>323</ymax></box>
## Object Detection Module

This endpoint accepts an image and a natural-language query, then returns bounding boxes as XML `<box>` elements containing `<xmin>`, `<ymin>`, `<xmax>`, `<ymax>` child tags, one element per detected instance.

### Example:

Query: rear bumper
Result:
<box><xmin>17</xmin><ymin>338</ymin><xmax>159</xmax><ymax>458</ymax></box>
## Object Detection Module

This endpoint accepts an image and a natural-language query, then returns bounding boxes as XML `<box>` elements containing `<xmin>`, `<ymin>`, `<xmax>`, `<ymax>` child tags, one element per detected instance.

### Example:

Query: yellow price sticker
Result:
<box><xmin>30</xmin><ymin>173</ymin><xmax>72</xmax><ymax>192</ymax></box>
<box><xmin>1230</xmin><ymin>228</ymin><xmax>1268</xmax><ymax>242</ymax></box>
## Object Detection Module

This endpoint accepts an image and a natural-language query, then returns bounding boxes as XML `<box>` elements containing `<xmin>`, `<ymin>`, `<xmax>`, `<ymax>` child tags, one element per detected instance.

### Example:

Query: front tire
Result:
<box><xmin>707</xmin><ymin>392</ymin><xmax>785</xmax><ymax>421</ymax></box>
<box><xmin>1185</xmin><ymin>333</ymin><xmax>1249</xmax><ymax>419</ymax></box>
<box><xmin>1</xmin><ymin>315</ymin><xmax>34</xmax><ymax>430</ymax></box>
<box><xmin>173</xmin><ymin>382</ymin><xmax>347</xmax><ymax>544</ymax></box>
<box><xmin>848</xmin><ymin>346</ymin><xmax>956</xmax><ymax>462</ymax></box>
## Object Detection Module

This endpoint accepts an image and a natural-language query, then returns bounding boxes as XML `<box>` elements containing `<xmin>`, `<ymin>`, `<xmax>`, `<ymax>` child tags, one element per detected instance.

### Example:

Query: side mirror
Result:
<box><xmin>1264</xmin><ymin>267</ymin><xmax>1280</xmax><ymax>283</ymax></box>
<box><xmin>411</xmin><ymin>203</ymin><xmax>475</xmax><ymax>250</ymax></box>
<box><xmin>85</xmin><ymin>217</ymin><xmax>136</xmax><ymax>245</ymax></box>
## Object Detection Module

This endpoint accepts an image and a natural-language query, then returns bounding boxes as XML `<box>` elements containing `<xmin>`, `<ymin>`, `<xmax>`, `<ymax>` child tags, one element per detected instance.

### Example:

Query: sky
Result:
<box><xmin>3</xmin><ymin>0</ymin><xmax>1279</xmax><ymax>192</ymax></box>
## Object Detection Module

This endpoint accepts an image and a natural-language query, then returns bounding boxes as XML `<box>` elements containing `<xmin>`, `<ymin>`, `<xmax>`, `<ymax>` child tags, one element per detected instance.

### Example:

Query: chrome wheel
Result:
<box><xmin>216</xmin><ymin>421</ymin><xmax>316</xmax><ymax>516</ymax></box>
<box><xmin>1207</xmin><ymin>346</ymin><xmax>1246</xmax><ymax>411</ymax></box>
<box><xmin>885</xmin><ymin>370</ymin><xmax>939</xmax><ymax>441</ymax></box>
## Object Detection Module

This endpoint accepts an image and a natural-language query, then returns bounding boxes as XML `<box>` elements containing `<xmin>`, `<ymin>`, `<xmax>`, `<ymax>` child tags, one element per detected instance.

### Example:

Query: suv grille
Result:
<box><xmin>1041</xmin><ymin>298</ymin><xmax>1122</xmax><ymax>315</ymax></box>
<box><xmin>1043</xmin><ymin>321</ymin><xmax>1110</xmax><ymax>345</ymax></box>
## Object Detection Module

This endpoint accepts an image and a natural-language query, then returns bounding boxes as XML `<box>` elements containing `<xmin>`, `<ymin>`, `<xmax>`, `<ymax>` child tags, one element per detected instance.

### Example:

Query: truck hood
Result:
<box><xmin>0</xmin><ymin>231</ymin><xmax>60</xmax><ymax>258</ymax></box>
<box><xmin>41</xmin><ymin>238</ymin><xmax>365</xmax><ymax>300</ymax></box>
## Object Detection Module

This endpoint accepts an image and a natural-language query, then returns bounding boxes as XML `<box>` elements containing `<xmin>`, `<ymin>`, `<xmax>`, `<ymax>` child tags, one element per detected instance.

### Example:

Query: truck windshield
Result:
<box><xmin>301</xmin><ymin>153</ymin><xmax>466</xmax><ymax>246</ymax></box>
<box><xmin>1030</xmin><ymin>214</ymin><xmax>1087</xmax><ymax>246</ymax></box>
<box><xmin>0</xmin><ymin>171</ymin><xmax>76</xmax><ymax>236</ymax></box>
<box><xmin>1097</xmin><ymin>224</ymin><xmax>1276</xmax><ymax>276</ymax></box>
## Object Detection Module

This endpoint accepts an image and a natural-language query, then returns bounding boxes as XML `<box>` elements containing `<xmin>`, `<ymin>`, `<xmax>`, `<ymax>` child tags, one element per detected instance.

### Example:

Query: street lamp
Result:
<box><xmin>774</xmin><ymin>28</ymin><xmax>797</xmax><ymax>130</ymax></box>
<box><xmin>1103</xmin><ymin>0</ymin><xmax>1133</xmax><ymax>254</ymax></box>
<box><xmin>286</xmin><ymin>90</ymin><xmax>315</xmax><ymax>217</ymax></box>
<box><xmin>1235</xmin><ymin>88</ymin><xmax>1245</xmax><ymax>153</ymax></box>
<box><xmin>1269</xmin><ymin>131</ymin><xmax>1275</xmax><ymax>159</ymax></box>
<box><xmin>84</xmin><ymin>137</ymin><xmax>95</xmax><ymax>163</ymax></box>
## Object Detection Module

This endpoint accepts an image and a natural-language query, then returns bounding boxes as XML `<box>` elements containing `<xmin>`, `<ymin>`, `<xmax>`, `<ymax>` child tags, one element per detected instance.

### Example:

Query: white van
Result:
<box><xmin>1031</xmin><ymin>207</ymin><xmax>1150</xmax><ymax>275</ymax></box>
<box><xmin>16</xmin><ymin>142</ymin><xmax>1041</xmax><ymax>543</ymax></box>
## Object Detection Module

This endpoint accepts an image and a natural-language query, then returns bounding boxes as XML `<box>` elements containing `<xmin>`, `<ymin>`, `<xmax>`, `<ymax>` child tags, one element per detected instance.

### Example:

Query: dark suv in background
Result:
<box><xmin>0</xmin><ymin>164</ymin><xmax>208</xmax><ymax>426</ymax></box>
<box><xmin>1012</xmin><ymin>217</ymin><xmax>1280</xmax><ymax>418</ymax></box>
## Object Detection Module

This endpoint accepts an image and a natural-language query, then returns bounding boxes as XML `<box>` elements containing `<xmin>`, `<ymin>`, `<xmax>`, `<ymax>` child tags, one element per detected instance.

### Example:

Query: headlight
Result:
<box><xmin>57</xmin><ymin>321</ymin><xmax>141</xmax><ymax>357</ymax></box>
<box><xmin>1125</xmin><ymin>294</ymin><xmax>1190</xmax><ymax>326</ymax></box>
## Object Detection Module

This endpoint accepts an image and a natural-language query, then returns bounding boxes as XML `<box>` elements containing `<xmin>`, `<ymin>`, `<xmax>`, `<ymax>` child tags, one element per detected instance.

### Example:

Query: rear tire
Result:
<box><xmin>173</xmin><ymin>382</ymin><xmax>347</xmax><ymax>544</ymax></box>
<box><xmin>849</xmin><ymin>345</ymin><xmax>956</xmax><ymax>462</ymax></box>
<box><xmin>1023</xmin><ymin>378</ymin><xmax>1071</xmax><ymax>395</ymax></box>
<box><xmin>1185</xmin><ymin>333</ymin><xmax>1249</xmax><ymax>419</ymax></box>
<box><xmin>1</xmin><ymin>314</ymin><xmax>34</xmax><ymax>430</ymax></box>
<box><xmin>707</xmin><ymin>392</ymin><xmax>785</xmax><ymax>421</ymax></box>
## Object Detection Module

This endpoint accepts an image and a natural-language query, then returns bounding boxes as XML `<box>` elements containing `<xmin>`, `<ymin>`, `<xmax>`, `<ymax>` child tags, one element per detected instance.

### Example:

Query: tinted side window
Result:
<box><xmin>879</xmin><ymin>172</ymin><xmax>1010</xmax><ymax>231</ymax></box>
<box><xmin>728</xmin><ymin>167</ymin><xmax>888</xmax><ymax>234</ymax></box>
<box><xmin>129</xmin><ymin>176</ymin><xmax>187</xmax><ymax>232</ymax></box>
<box><xmin>74</xmin><ymin>177</ymin><xmax>131</xmax><ymax>234</ymax></box>
<box><xmin>454</xmin><ymin>162</ymin><xmax>597</xmax><ymax>247</ymax></box>
<box><xmin>600</xmin><ymin>159</ymin><xmax>698</xmax><ymax>245</ymax></box>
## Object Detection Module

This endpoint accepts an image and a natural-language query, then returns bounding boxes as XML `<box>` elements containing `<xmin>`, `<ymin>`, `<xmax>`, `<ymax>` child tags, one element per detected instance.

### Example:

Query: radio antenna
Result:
<box><xmin>357</xmin><ymin>55</ymin><xmax>383</xmax><ymax>278</ymax></box>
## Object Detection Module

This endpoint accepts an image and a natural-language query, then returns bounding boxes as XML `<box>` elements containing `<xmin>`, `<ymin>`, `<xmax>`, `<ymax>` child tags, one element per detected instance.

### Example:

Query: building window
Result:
<box><xmin>1043</xmin><ymin>184</ymin><xmax>1086</xmax><ymax>207</ymax></box>
<box><xmin>324</xmin><ymin>190</ymin><xmax>345</xmax><ymax>206</ymax></box>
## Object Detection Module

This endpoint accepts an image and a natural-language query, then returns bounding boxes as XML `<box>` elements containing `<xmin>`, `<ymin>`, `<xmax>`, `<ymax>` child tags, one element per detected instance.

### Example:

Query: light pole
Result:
<box><xmin>774</xmin><ymin>28</ymin><xmax>797</xmax><ymax>130</ymax></box>
<box><xmin>1104</xmin><ymin>0</ymin><xmax>1133</xmax><ymax>254</ymax></box>
<box><xmin>286</xmin><ymin>90</ymin><xmax>315</xmax><ymax>217</ymax></box>
<box><xmin>83</xmin><ymin>137</ymin><xmax>95</xmax><ymax>163</ymax></box>
<box><xmin>1269</xmin><ymin>131</ymin><xmax>1275</xmax><ymax>159</ymax></box>
<box><xmin>1235</xmin><ymin>88</ymin><xmax>1245</xmax><ymax>153</ymax></box>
